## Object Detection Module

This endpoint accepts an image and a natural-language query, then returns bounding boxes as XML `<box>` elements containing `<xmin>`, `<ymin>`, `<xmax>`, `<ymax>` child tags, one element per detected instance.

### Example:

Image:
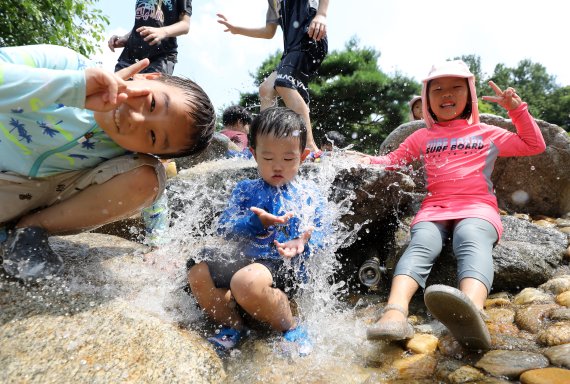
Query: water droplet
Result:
<box><xmin>511</xmin><ymin>190</ymin><xmax>530</xmax><ymax>205</ymax></box>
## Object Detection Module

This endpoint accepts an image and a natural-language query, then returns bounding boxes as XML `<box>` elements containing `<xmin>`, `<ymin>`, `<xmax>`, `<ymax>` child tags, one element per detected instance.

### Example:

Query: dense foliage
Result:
<box><xmin>240</xmin><ymin>38</ymin><xmax>420</xmax><ymax>152</ymax></box>
<box><xmin>240</xmin><ymin>40</ymin><xmax>569</xmax><ymax>153</ymax></box>
<box><xmin>0</xmin><ymin>0</ymin><xmax>109</xmax><ymax>57</ymax></box>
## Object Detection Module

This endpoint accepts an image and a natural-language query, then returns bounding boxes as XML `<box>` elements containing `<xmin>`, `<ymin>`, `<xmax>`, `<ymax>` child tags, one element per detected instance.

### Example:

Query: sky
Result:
<box><xmin>94</xmin><ymin>0</ymin><xmax>569</xmax><ymax>112</ymax></box>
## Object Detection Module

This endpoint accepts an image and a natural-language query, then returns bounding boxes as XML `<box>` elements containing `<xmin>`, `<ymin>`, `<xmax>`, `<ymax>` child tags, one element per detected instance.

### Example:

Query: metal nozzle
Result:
<box><xmin>358</xmin><ymin>257</ymin><xmax>386</xmax><ymax>288</ymax></box>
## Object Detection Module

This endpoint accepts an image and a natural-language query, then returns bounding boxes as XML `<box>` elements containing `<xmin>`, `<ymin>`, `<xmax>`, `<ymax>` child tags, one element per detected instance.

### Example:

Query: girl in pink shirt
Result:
<box><xmin>365</xmin><ymin>60</ymin><xmax>545</xmax><ymax>350</ymax></box>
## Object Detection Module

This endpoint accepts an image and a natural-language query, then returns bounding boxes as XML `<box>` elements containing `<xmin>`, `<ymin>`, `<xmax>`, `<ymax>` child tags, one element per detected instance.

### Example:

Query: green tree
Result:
<box><xmin>541</xmin><ymin>86</ymin><xmax>570</xmax><ymax>130</ymax></box>
<box><xmin>441</xmin><ymin>55</ymin><xmax>569</xmax><ymax>132</ymax></box>
<box><xmin>239</xmin><ymin>38</ymin><xmax>420</xmax><ymax>152</ymax></box>
<box><xmin>0</xmin><ymin>0</ymin><xmax>109</xmax><ymax>57</ymax></box>
<box><xmin>480</xmin><ymin>60</ymin><xmax>558</xmax><ymax>121</ymax></box>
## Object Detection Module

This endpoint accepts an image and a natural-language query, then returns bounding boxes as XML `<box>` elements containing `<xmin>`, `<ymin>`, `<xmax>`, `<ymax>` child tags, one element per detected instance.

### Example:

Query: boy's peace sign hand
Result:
<box><xmin>84</xmin><ymin>60</ymin><xmax>151</xmax><ymax>112</ymax></box>
<box><xmin>250</xmin><ymin>207</ymin><xmax>294</xmax><ymax>228</ymax></box>
<box><xmin>115</xmin><ymin>58</ymin><xmax>150</xmax><ymax>80</ymax></box>
<box><xmin>84</xmin><ymin>68</ymin><xmax>130</xmax><ymax>112</ymax></box>
<box><xmin>482</xmin><ymin>81</ymin><xmax>522</xmax><ymax>111</ymax></box>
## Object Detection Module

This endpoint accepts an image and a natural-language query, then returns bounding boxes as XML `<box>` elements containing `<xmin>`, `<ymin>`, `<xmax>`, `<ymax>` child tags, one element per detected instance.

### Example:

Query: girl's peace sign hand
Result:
<box><xmin>482</xmin><ymin>81</ymin><xmax>522</xmax><ymax>111</ymax></box>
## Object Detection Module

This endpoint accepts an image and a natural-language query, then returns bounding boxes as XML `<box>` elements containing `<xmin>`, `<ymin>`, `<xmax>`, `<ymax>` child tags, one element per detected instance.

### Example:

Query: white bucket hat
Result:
<box><xmin>421</xmin><ymin>60</ymin><xmax>479</xmax><ymax>128</ymax></box>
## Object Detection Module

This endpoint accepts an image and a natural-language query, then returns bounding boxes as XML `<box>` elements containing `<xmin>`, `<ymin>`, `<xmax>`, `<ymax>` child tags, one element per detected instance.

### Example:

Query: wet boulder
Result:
<box><xmin>0</xmin><ymin>233</ymin><xmax>225</xmax><ymax>384</ymax></box>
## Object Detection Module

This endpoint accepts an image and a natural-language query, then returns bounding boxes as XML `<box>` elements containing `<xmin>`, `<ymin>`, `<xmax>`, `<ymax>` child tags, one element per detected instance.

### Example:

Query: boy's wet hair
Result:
<box><xmin>249</xmin><ymin>107</ymin><xmax>307</xmax><ymax>151</ymax></box>
<box><xmin>222</xmin><ymin>105</ymin><xmax>253</xmax><ymax>127</ymax></box>
<box><xmin>154</xmin><ymin>74</ymin><xmax>216</xmax><ymax>159</ymax></box>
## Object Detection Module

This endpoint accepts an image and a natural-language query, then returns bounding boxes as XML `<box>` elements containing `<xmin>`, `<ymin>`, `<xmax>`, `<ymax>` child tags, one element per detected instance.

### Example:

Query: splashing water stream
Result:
<box><xmin>139</xmin><ymin>154</ymin><xmax>413</xmax><ymax>381</ymax></box>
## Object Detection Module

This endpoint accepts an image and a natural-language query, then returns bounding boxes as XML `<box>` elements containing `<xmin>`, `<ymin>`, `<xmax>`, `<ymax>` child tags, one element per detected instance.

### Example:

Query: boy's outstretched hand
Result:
<box><xmin>217</xmin><ymin>14</ymin><xmax>238</xmax><ymax>34</ymax></box>
<box><xmin>482</xmin><ymin>81</ymin><xmax>522</xmax><ymax>111</ymax></box>
<box><xmin>274</xmin><ymin>229</ymin><xmax>313</xmax><ymax>259</ymax></box>
<box><xmin>250</xmin><ymin>207</ymin><xmax>294</xmax><ymax>228</ymax></box>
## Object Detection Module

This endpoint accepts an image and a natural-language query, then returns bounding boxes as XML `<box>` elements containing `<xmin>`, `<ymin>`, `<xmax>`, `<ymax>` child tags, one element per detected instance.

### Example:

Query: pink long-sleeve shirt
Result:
<box><xmin>369</xmin><ymin>103</ymin><xmax>546</xmax><ymax>239</ymax></box>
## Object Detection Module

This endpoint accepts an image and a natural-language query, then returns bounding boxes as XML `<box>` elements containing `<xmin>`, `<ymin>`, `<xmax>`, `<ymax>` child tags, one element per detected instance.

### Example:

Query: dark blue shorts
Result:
<box><xmin>274</xmin><ymin>39</ymin><xmax>327</xmax><ymax>104</ymax></box>
<box><xmin>186</xmin><ymin>246</ymin><xmax>303</xmax><ymax>298</ymax></box>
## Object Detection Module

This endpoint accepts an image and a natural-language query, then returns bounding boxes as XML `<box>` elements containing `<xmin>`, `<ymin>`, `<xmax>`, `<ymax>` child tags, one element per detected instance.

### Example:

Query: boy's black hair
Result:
<box><xmin>154</xmin><ymin>74</ymin><xmax>216</xmax><ymax>159</ymax></box>
<box><xmin>324</xmin><ymin>130</ymin><xmax>346</xmax><ymax>147</ymax></box>
<box><xmin>222</xmin><ymin>105</ymin><xmax>253</xmax><ymax>127</ymax></box>
<box><xmin>249</xmin><ymin>107</ymin><xmax>307</xmax><ymax>151</ymax></box>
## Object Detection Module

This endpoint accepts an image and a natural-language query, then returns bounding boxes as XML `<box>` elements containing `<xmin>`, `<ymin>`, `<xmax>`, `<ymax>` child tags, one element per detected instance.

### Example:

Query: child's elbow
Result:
<box><xmin>263</xmin><ymin>24</ymin><xmax>278</xmax><ymax>39</ymax></box>
<box><xmin>531</xmin><ymin>139</ymin><xmax>547</xmax><ymax>155</ymax></box>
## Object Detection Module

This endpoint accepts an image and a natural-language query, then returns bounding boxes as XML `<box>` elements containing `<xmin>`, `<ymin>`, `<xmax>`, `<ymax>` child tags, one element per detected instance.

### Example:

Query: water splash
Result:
<box><xmin>154</xmin><ymin>154</ymin><xmax>377</xmax><ymax>370</ymax></box>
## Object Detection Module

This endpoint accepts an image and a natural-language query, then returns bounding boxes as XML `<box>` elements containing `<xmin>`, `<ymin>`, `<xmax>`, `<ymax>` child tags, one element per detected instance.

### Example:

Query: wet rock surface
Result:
<box><xmin>0</xmin><ymin>234</ymin><xmax>224</xmax><ymax>384</ymax></box>
<box><xmin>3</xmin><ymin>232</ymin><xmax>569</xmax><ymax>383</ymax></box>
<box><xmin>3</xmin><ymin>113</ymin><xmax>569</xmax><ymax>382</ymax></box>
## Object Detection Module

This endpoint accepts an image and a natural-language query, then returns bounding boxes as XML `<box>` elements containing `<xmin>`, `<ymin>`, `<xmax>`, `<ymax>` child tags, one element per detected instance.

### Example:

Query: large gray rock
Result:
<box><xmin>0</xmin><ymin>233</ymin><xmax>225</xmax><ymax>384</ymax></box>
<box><xmin>176</xmin><ymin>132</ymin><xmax>241</xmax><ymax>170</ymax></box>
<box><xmin>492</xmin><ymin>216</ymin><xmax>569</xmax><ymax>291</ymax></box>
<box><xmin>385</xmin><ymin>215</ymin><xmax>569</xmax><ymax>292</ymax></box>
<box><xmin>379</xmin><ymin>115</ymin><xmax>570</xmax><ymax>217</ymax></box>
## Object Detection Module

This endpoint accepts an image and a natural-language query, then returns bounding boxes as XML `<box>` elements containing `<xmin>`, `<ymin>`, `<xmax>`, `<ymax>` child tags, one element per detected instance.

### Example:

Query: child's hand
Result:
<box><xmin>108</xmin><ymin>34</ymin><xmax>127</xmax><ymax>52</ymax></box>
<box><xmin>274</xmin><ymin>229</ymin><xmax>313</xmax><ymax>259</ymax></box>
<box><xmin>358</xmin><ymin>155</ymin><xmax>372</xmax><ymax>165</ymax></box>
<box><xmin>308</xmin><ymin>14</ymin><xmax>327</xmax><ymax>41</ymax></box>
<box><xmin>137</xmin><ymin>26</ymin><xmax>167</xmax><ymax>46</ymax></box>
<box><xmin>482</xmin><ymin>81</ymin><xmax>522</xmax><ymax>111</ymax></box>
<box><xmin>250</xmin><ymin>207</ymin><xmax>293</xmax><ymax>228</ymax></box>
<box><xmin>217</xmin><ymin>14</ymin><xmax>238</xmax><ymax>34</ymax></box>
<box><xmin>84</xmin><ymin>68</ymin><xmax>130</xmax><ymax>112</ymax></box>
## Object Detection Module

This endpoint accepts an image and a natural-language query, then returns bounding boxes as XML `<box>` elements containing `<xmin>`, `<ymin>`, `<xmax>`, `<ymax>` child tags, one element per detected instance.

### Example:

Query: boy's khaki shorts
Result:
<box><xmin>0</xmin><ymin>154</ymin><xmax>166</xmax><ymax>225</ymax></box>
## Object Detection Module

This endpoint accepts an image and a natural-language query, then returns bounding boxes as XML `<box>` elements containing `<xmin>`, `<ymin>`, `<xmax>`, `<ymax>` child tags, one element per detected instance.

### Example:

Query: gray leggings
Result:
<box><xmin>394</xmin><ymin>218</ymin><xmax>498</xmax><ymax>293</ymax></box>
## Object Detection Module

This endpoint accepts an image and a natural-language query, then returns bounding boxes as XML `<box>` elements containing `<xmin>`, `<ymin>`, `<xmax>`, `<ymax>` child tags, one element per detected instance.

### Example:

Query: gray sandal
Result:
<box><xmin>366</xmin><ymin>303</ymin><xmax>415</xmax><ymax>340</ymax></box>
<box><xmin>424</xmin><ymin>284</ymin><xmax>491</xmax><ymax>350</ymax></box>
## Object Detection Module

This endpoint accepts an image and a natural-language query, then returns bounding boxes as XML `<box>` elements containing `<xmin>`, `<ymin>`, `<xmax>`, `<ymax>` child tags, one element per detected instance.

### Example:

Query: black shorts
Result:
<box><xmin>274</xmin><ymin>39</ymin><xmax>328</xmax><ymax>104</ymax></box>
<box><xmin>186</xmin><ymin>246</ymin><xmax>303</xmax><ymax>298</ymax></box>
<box><xmin>115</xmin><ymin>55</ymin><xmax>176</xmax><ymax>75</ymax></box>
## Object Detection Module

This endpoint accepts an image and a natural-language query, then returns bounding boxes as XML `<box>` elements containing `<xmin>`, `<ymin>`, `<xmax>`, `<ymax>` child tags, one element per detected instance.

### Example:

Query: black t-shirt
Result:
<box><xmin>267</xmin><ymin>0</ymin><xmax>325</xmax><ymax>54</ymax></box>
<box><xmin>120</xmin><ymin>0</ymin><xmax>192</xmax><ymax>63</ymax></box>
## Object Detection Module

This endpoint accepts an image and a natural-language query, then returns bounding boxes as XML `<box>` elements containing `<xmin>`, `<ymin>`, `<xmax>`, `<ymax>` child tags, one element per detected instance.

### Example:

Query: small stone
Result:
<box><xmin>543</xmin><ymin>343</ymin><xmax>570</xmax><ymax>369</ymax></box>
<box><xmin>476</xmin><ymin>350</ymin><xmax>549</xmax><ymax>379</ymax></box>
<box><xmin>539</xmin><ymin>276</ymin><xmax>570</xmax><ymax>295</ymax></box>
<box><xmin>392</xmin><ymin>353</ymin><xmax>438</xmax><ymax>380</ymax></box>
<box><xmin>520</xmin><ymin>367</ymin><xmax>570</xmax><ymax>384</ymax></box>
<box><xmin>556</xmin><ymin>291</ymin><xmax>570</xmax><ymax>307</ymax></box>
<box><xmin>537</xmin><ymin>322</ymin><xmax>570</xmax><ymax>346</ymax></box>
<box><xmin>406</xmin><ymin>333</ymin><xmax>439</xmax><ymax>355</ymax></box>
<box><xmin>513</xmin><ymin>288</ymin><xmax>553</xmax><ymax>305</ymax></box>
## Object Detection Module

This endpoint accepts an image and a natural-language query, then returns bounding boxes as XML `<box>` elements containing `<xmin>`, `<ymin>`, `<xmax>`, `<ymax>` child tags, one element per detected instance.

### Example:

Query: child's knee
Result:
<box><xmin>259</xmin><ymin>80</ymin><xmax>275</xmax><ymax>99</ymax></box>
<box><xmin>126</xmin><ymin>165</ymin><xmax>161</xmax><ymax>200</ymax></box>
<box><xmin>230</xmin><ymin>267</ymin><xmax>269</xmax><ymax>301</ymax></box>
<box><xmin>187</xmin><ymin>262</ymin><xmax>212</xmax><ymax>290</ymax></box>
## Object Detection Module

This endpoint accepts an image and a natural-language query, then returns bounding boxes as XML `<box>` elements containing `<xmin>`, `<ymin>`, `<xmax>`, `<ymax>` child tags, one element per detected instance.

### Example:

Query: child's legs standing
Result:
<box><xmin>273</xmin><ymin>44</ymin><xmax>325</xmax><ymax>152</ymax></box>
<box><xmin>274</xmin><ymin>86</ymin><xmax>316</xmax><ymax>151</ymax></box>
<box><xmin>377</xmin><ymin>221</ymin><xmax>448</xmax><ymax>323</ymax></box>
<box><xmin>187</xmin><ymin>261</ymin><xmax>245</xmax><ymax>329</ymax></box>
<box><xmin>259</xmin><ymin>72</ymin><xmax>279</xmax><ymax>110</ymax></box>
<box><xmin>452</xmin><ymin>218</ymin><xmax>498</xmax><ymax>309</ymax></box>
<box><xmin>230</xmin><ymin>263</ymin><xmax>294</xmax><ymax>332</ymax></box>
